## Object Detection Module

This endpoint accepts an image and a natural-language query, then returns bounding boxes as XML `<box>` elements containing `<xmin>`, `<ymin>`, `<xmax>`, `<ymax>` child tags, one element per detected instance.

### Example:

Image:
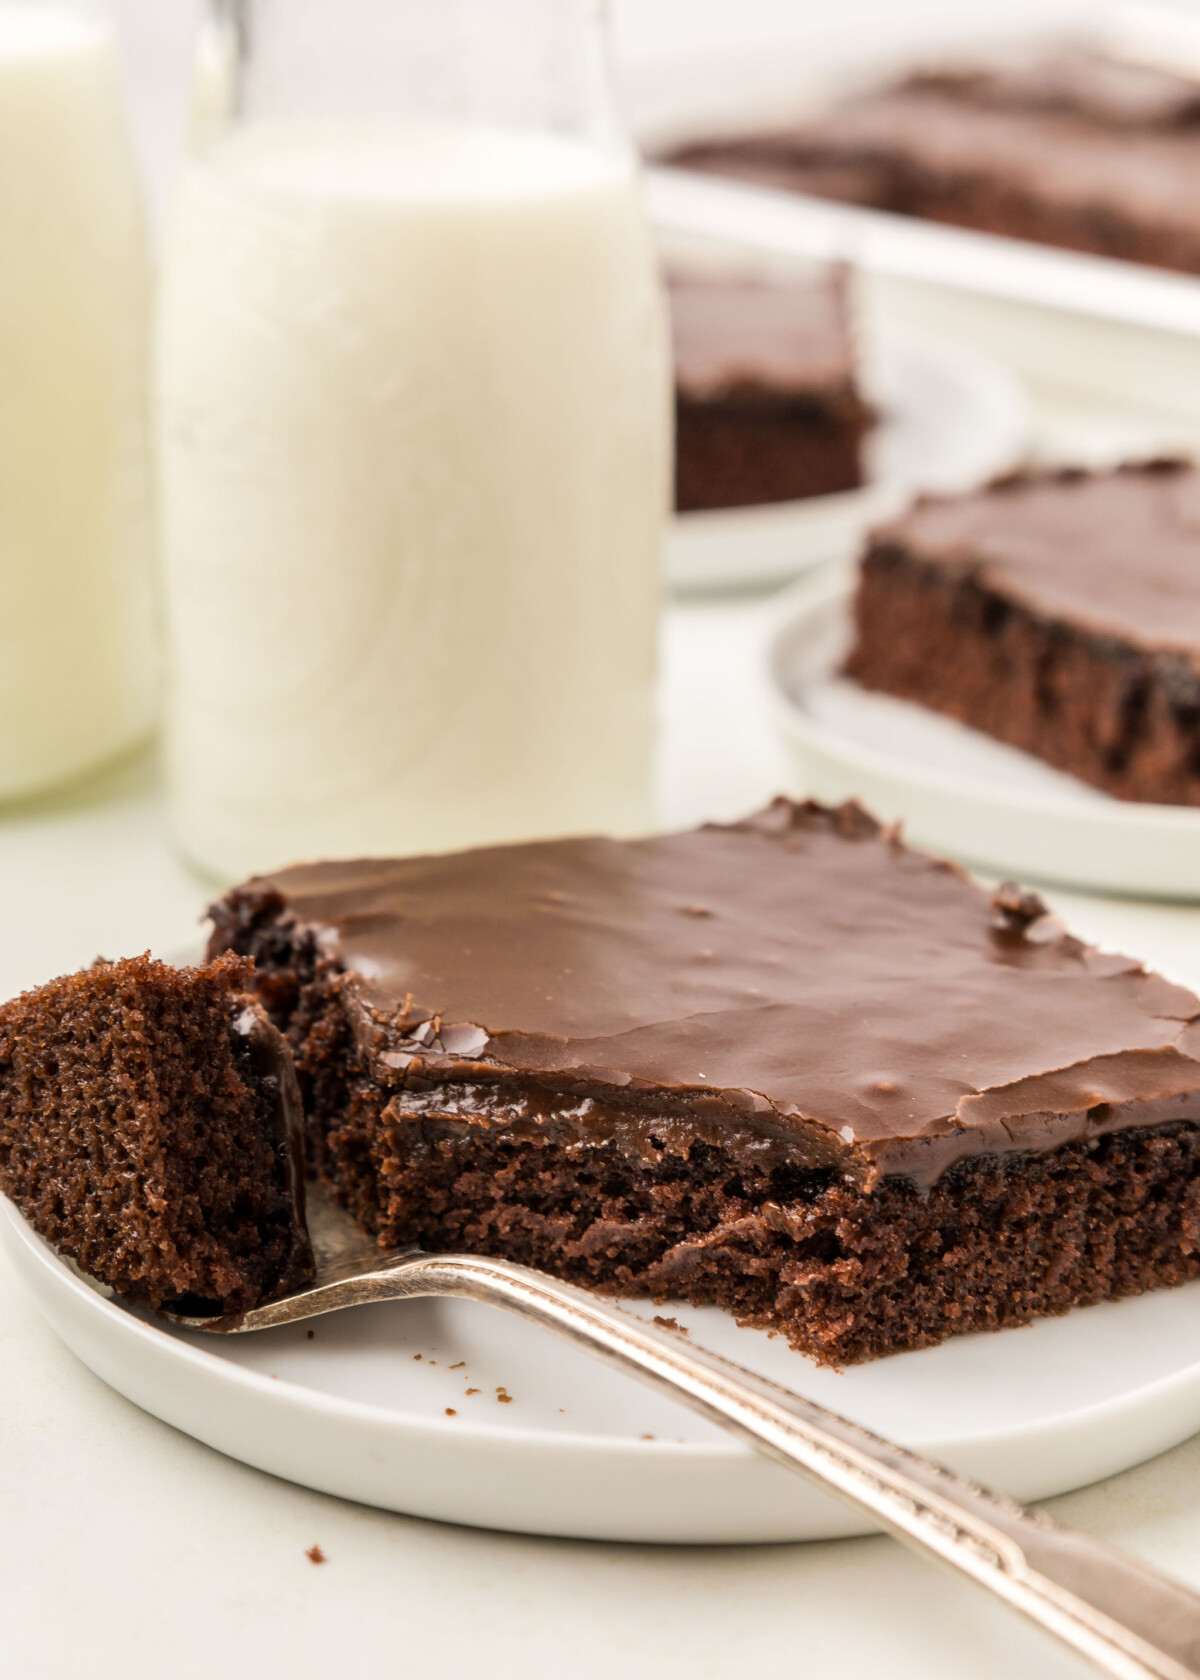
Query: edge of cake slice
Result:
<box><xmin>0</xmin><ymin>952</ymin><xmax>313</xmax><ymax>1315</ymax></box>
<box><xmin>207</xmin><ymin>799</ymin><xmax>1200</xmax><ymax>1365</ymax></box>
<box><xmin>845</xmin><ymin>459</ymin><xmax>1200</xmax><ymax>805</ymax></box>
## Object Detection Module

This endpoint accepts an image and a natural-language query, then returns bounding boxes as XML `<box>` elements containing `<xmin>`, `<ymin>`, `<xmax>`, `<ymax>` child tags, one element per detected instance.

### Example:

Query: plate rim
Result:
<box><xmin>649</xmin><ymin>166</ymin><xmax>1200</xmax><ymax>341</ymax></box>
<box><xmin>767</xmin><ymin>566</ymin><xmax>1200</xmax><ymax>838</ymax></box>
<box><xmin>667</xmin><ymin>322</ymin><xmax>1028</xmax><ymax>592</ymax></box>
<box><xmin>11</xmin><ymin>1186</ymin><xmax>1200</xmax><ymax>1465</ymax></box>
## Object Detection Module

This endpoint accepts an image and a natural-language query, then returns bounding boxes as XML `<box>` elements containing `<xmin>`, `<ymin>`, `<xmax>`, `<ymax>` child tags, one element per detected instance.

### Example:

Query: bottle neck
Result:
<box><xmin>205</xmin><ymin>0</ymin><xmax>623</xmax><ymax>154</ymax></box>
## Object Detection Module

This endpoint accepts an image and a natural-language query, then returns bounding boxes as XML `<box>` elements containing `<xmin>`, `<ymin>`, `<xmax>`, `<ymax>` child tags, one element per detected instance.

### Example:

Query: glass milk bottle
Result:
<box><xmin>158</xmin><ymin>0</ymin><xmax>670</xmax><ymax>881</ymax></box>
<box><xmin>0</xmin><ymin>0</ymin><xmax>156</xmax><ymax>798</ymax></box>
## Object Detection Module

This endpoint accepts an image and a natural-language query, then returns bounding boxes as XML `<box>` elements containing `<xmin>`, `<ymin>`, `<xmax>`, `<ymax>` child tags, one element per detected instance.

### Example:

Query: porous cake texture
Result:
<box><xmin>846</xmin><ymin>460</ymin><xmax>1200</xmax><ymax>805</ymax></box>
<box><xmin>0</xmin><ymin>953</ymin><xmax>312</xmax><ymax>1313</ymax></box>
<box><xmin>670</xmin><ymin>269</ymin><xmax>871</xmax><ymax>510</ymax></box>
<box><xmin>210</xmin><ymin>800</ymin><xmax>1200</xmax><ymax>1365</ymax></box>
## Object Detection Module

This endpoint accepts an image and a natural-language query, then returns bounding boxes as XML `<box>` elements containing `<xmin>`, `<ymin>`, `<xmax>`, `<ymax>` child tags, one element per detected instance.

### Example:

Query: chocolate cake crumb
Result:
<box><xmin>991</xmin><ymin>882</ymin><xmax>1049</xmax><ymax>935</ymax></box>
<box><xmin>465</xmin><ymin>1388</ymin><xmax>480</xmax><ymax>1395</ymax></box>
<box><xmin>653</xmin><ymin>1315</ymin><xmax>688</xmax><ymax>1334</ymax></box>
<box><xmin>0</xmin><ymin>953</ymin><xmax>312</xmax><ymax>1314</ymax></box>
<box><xmin>449</xmin><ymin>1361</ymin><xmax>465</xmax><ymax>1369</ymax></box>
<box><xmin>445</xmin><ymin>1408</ymin><xmax>456</xmax><ymax>1416</ymax></box>
<box><xmin>306</xmin><ymin>1330</ymin><xmax>314</xmax><ymax>1340</ymax></box>
<box><xmin>305</xmin><ymin>1545</ymin><xmax>326</xmax><ymax>1565</ymax></box>
<box><xmin>496</xmin><ymin>1388</ymin><xmax>513</xmax><ymax>1403</ymax></box>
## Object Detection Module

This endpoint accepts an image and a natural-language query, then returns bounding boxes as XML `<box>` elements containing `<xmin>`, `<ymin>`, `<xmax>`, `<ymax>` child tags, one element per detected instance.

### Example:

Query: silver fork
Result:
<box><xmin>169</xmin><ymin>1184</ymin><xmax>1200</xmax><ymax>1680</ymax></box>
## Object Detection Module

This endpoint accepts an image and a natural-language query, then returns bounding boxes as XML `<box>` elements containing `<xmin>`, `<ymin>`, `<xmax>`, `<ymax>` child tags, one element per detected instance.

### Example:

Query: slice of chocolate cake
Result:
<box><xmin>670</xmin><ymin>270</ymin><xmax>872</xmax><ymax>511</ymax></box>
<box><xmin>668</xmin><ymin>45</ymin><xmax>1200</xmax><ymax>276</ymax></box>
<box><xmin>845</xmin><ymin>459</ymin><xmax>1200</xmax><ymax>805</ymax></box>
<box><xmin>209</xmin><ymin>801</ymin><xmax>1200</xmax><ymax>1366</ymax></box>
<box><xmin>0</xmin><ymin>953</ymin><xmax>312</xmax><ymax>1314</ymax></box>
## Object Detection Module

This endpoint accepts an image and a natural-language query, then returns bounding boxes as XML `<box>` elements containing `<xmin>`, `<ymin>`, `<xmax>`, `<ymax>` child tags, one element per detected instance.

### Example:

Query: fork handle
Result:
<box><xmin>382</xmin><ymin>1249</ymin><xmax>1200</xmax><ymax>1680</ymax></box>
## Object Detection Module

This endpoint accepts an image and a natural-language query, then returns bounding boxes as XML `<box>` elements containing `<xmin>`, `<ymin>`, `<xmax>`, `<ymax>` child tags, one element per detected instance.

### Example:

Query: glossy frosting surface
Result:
<box><xmin>877</xmin><ymin>462</ymin><xmax>1200</xmax><ymax>659</ymax></box>
<box><xmin>684</xmin><ymin>48</ymin><xmax>1200</xmax><ymax>240</ymax></box>
<box><xmin>808</xmin><ymin>87</ymin><xmax>1200</xmax><ymax>221</ymax></box>
<box><xmin>240</xmin><ymin>802</ymin><xmax>1200</xmax><ymax>1184</ymax></box>
<box><xmin>902</xmin><ymin>48</ymin><xmax>1200</xmax><ymax>128</ymax></box>
<box><xmin>669</xmin><ymin>273</ymin><xmax>854</xmax><ymax>400</ymax></box>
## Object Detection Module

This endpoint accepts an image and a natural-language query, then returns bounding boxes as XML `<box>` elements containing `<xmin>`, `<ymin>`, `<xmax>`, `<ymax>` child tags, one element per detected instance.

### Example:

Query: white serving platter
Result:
<box><xmin>768</xmin><ymin>567</ymin><xmax>1200</xmax><ymax>900</ymax></box>
<box><xmin>11</xmin><ymin>1188</ymin><xmax>1200</xmax><ymax>1545</ymax></box>
<box><xmin>648</xmin><ymin>169</ymin><xmax>1200</xmax><ymax>420</ymax></box>
<box><xmin>667</xmin><ymin>325</ymin><xmax>1027</xmax><ymax>594</ymax></box>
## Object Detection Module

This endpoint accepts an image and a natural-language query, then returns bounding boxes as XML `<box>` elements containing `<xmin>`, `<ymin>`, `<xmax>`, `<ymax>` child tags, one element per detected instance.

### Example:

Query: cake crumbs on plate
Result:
<box><xmin>305</xmin><ymin>1545</ymin><xmax>326</xmax><ymax>1565</ymax></box>
<box><xmin>445</xmin><ymin>1408</ymin><xmax>456</xmax><ymax>1416</ymax></box>
<box><xmin>496</xmin><ymin>1387</ymin><xmax>513</xmax><ymax>1403</ymax></box>
<box><xmin>653</xmin><ymin>1315</ymin><xmax>688</xmax><ymax>1335</ymax></box>
<box><xmin>449</xmin><ymin>1361</ymin><xmax>465</xmax><ymax>1369</ymax></box>
<box><xmin>306</xmin><ymin>1329</ymin><xmax>314</xmax><ymax>1340</ymax></box>
<box><xmin>465</xmin><ymin>1387</ymin><xmax>480</xmax><ymax>1395</ymax></box>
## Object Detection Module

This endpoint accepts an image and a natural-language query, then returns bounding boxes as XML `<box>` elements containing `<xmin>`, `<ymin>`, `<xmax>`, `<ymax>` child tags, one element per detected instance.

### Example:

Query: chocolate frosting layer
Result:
<box><xmin>794</xmin><ymin>90</ymin><xmax>1200</xmax><ymax>224</ymax></box>
<box><xmin>904</xmin><ymin>48</ymin><xmax>1200</xmax><ymax>129</ymax></box>
<box><xmin>672</xmin><ymin>49</ymin><xmax>1200</xmax><ymax>261</ymax></box>
<box><xmin>874</xmin><ymin>460</ymin><xmax>1200</xmax><ymax>662</ymax></box>
<box><xmin>227</xmin><ymin>992</ymin><xmax>313</xmax><ymax>1300</ymax></box>
<box><xmin>669</xmin><ymin>272</ymin><xmax>855</xmax><ymax>402</ymax></box>
<box><xmin>217</xmin><ymin>801</ymin><xmax>1200</xmax><ymax>1187</ymax></box>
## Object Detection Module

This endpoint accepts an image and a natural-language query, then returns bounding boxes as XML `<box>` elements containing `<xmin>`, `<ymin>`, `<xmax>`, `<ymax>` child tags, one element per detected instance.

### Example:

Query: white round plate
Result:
<box><xmin>9</xmin><ymin>1192</ymin><xmax>1200</xmax><ymax>1544</ymax></box>
<box><xmin>666</xmin><ymin>327</ymin><xmax>1027</xmax><ymax>594</ymax></box>
<box><xmin>769</xmin><ymin>568</ymin><xmax>1200</xmax><ymax>901</ymax></box>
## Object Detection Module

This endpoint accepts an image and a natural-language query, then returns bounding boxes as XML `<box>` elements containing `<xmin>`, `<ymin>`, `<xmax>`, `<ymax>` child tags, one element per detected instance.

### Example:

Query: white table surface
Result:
<box><xmin>3</xmin><ymin>593</ymin><xmax>1200</xmax><ymax>1680</ymax></box>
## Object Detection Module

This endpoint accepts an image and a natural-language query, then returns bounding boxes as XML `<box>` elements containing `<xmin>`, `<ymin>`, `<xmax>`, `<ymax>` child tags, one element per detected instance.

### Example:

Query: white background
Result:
<box><xmin>7</xmin><ymin>3</ymin><xmax>1200</xmax><ymax>1677</ymax></box>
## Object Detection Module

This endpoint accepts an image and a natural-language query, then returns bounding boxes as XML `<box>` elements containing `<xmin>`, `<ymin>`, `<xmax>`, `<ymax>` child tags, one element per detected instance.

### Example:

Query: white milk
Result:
<box><xmin>157</xmin><ymin>122</ymin><xmax>669</xmax><ymax>879</ymax></box>
<box><xmin>0</xmin><ymin>4</ymin><xmax>156</xmax><ymax>797</ymax></box>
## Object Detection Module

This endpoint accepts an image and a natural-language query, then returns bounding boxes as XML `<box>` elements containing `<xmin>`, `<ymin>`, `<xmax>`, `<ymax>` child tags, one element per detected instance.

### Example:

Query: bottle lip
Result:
<box><xmin>201</xmin><ymin>0</ymin><xmax>626</xmax><ymax>149</ymax></box>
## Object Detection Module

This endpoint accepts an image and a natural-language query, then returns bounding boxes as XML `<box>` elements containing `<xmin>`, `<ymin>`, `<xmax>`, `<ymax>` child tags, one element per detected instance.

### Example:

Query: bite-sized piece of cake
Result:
<box><xmin>210</xmin><ymin>800</ymin><xmax>1200</xmax><ymax>1366</ymax></box>
<box><xmin>669</xmin><ymin>269</ymin><xmax>872</xmax><ymax>511</ymax></box>
<box><xmin>668</xmin><ymin>46</ymin><xmax>1200</xmax><ymax>275</ymax></box>
<box><xmin>0</xmin><ymin>953</ymin><xmax>312</xmax><ymax>1315</ymax></box>
<box><xmin>846</xmin><ymin>458</ymin><xmax>1200</xmax><ymax>805</ymax></box>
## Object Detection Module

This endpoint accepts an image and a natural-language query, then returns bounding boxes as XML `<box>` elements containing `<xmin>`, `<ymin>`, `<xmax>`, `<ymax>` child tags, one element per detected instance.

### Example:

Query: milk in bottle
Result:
<box><xmin>157</xmin><ymin>0</ymin><xmax>669</xmax><ymax>880</ymax></box>
<box><xmin>0</xmin><ymin>3</ymin><xmax>156</xmax><ymax>797</ymax></box>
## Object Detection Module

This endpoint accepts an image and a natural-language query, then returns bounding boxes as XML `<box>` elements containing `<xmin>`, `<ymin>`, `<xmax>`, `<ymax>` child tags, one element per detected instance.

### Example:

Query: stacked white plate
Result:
<box><xmin>769</xmin><ymin>567</ymin><xmax>1200</xmax><ymax>900</ymax></box>
<box><xmin>668</xmin><ymin>325</ymin><xmax>1027</xmax><ymax>593</ymax></box>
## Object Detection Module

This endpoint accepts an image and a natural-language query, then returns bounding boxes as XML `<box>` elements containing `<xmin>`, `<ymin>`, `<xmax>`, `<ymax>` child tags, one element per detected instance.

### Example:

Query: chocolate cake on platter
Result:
<box><xmin>670</xmin><ymin>269</ymin><xmax>871</xmax><ymax>511</ymax></box>
<box><xmin>205</xmin><ymin>800</ymin><xmax>1200</xmax><ymax>1365</ymax></box>
<box><xmin>669</xmin><ymin>45</ymin><xmax>1200</xmax><ymax>276</ymax></box>
<box><xmin>5</xmin><ymin>802</ymin><xmax>1200</xmax><ymax>1363</ymax></box>
<box><xmin>845</xmin><ymin>459</ymin><xmax>1200</xmax><ymax>806</ymax></box>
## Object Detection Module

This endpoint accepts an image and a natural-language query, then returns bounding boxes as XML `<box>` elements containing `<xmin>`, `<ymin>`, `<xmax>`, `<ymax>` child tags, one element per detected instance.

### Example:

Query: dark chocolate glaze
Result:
<box><xmin>741</xmin><ymin>92</ymin><xmax>1200</xmax><ymax>222</ymax></box>
<box><xmin>228</xmin><ymin>995</ymin><xmax>313</xmax><ymax>1299</ymax></box>
<box><xmin>669</xmin><ymin>270</ymin><xmax>856</xmax><ymax>402</ymax></box>
<box><xmin>874</xmin><ymin>460</ymin><xmax>1200</xmax><ymax>662</ymax></box>
<box><xmin>903</xmin><ymin>47</ymin><xmax>1200</xmax><ymax>129</ymax></box>
<box><xmin>666</xmin><ymin>48</ymin><xmax>1200</xmax><ymax>273</ymax></box>
<box><xmin>209</xmin><ymin>801</ymin><xmax>1200</xmax><ymax>1190</ymax></box>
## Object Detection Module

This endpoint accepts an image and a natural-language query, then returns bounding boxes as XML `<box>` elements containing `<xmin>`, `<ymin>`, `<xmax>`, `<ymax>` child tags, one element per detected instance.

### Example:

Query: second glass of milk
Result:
<box><xmin>158</xmin><ymin>0</ymin><xmax>670</xmax><ymax>880</ymax></box>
